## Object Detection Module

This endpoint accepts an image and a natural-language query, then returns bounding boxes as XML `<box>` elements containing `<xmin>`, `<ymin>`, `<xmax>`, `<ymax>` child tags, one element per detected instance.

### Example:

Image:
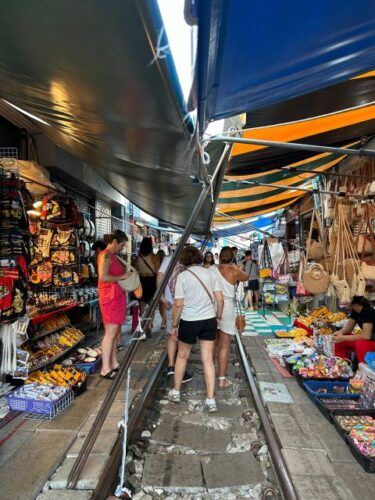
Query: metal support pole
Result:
<box><xmin>281</xmin><ymin>166</ymin><xmax>375</xmax><ymax>181</ymax></box>
<box><xmin>67</xmin><ymin>144</ymin><xmax>231</xmax><ymax>489</ymax></box>
<box><xmin>210</xmin><ymin>135</ymin><xmax>375</xmax><ymax>158</ymax></box>
<box><xmin>237</xmin><ymin>179</ymin><xmax>367</xmax><ymax>198</ymax></box>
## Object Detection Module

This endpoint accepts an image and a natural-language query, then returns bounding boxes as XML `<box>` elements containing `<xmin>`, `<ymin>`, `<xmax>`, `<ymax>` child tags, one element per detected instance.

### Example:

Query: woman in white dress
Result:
<box><xmin>211</xmin><ymin>247</ymin><xmax>249</xmax><ymax>388</ymax></box>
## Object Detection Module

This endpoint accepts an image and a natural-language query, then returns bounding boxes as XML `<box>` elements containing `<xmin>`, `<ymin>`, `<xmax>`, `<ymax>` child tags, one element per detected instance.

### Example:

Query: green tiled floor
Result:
<box><xmin>242</xmin><ymin>308</ymin><xmax>291</xmax><ymax>337</ymax></box>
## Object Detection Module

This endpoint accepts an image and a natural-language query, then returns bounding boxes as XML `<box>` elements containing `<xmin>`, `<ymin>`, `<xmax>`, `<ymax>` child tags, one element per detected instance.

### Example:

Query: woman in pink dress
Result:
<box><xmin>98</xmin><ymin>230</ymin><xmax>129</xmax><ymax>379</ymax></box>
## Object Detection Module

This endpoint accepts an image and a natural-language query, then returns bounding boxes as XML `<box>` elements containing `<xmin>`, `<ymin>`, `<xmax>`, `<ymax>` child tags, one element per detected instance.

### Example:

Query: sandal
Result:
<box><xmin>100</xmin><ymin>370</ymin><xmax>116</xmax><ymax>380</ymax></box>
<box><xmin>112</xmin><ymin>365</ymin><xmax>120</xmax><ymax>373</ymax></box>
<box><xmin>218</xmin><ymin>377</ymin><xmax>233</xmax><ymax>389</ymax></box>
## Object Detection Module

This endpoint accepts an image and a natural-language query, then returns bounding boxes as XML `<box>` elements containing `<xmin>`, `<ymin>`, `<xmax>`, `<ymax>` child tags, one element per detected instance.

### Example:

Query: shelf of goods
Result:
<box><xmin>26</xmin><ymin>325</ymin><xmax>85</xmax><ymax>372</ymax></box>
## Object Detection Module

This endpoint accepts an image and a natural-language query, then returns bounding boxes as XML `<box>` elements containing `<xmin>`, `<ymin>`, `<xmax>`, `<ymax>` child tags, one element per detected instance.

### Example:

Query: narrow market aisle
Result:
<box><xmin>133</xmin><ymin>344</ymin><xmax>278</xmax><ymax>498</ymax></box>
<box><xmin>241</xmin><ymin>311</ymin><xmax>375</xmax><ymax>500</ymax></box>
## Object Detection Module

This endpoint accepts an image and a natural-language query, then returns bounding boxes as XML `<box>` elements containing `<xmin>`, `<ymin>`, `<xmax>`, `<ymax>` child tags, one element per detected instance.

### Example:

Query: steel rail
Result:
<box><xmin>210</xmin><ymin>135</ymin><xmax>375</xmax><ymax>159</ymax></box>
<box><xmin>92</xmin><ymin>350</ymin><xmax>168</xmax><ymax>500</ymax></box>
<box><xmin>67</xmin><ymin>144</ymin><xmax>231</xmax><ymax>489</ymax></box>
<box><xmin>235</xmin><ymin>332</ymin><xmax>299</xmax><ymax>500</ymax></box>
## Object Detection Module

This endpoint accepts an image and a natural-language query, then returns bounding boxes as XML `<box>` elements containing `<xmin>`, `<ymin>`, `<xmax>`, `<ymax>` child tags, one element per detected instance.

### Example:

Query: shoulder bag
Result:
<box><xmin>235</xmin><ymin>285</ymin><xmax>246</xmax><ymax>333</ymax></box>
<box><xmin>186</xmin><ymin>269</ymin><xmax>215</xmax><ymax>307</ymax></box>
<box><xmin>117</xmin><ymin>255</ymin><xmax>143</xmax><ymax>298</ymax></box>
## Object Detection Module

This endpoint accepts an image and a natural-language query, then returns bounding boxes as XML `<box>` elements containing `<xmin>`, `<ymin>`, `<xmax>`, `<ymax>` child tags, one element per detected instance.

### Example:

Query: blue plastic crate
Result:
<box><xmin>6</xmin><ymin>386</ymin><xmax>73</xmax><ymax>416</ymax></box>
<box><xmin>75</xmin><ymin>356</ymin><xmax>102</xmax><ymax>374</ymax></box>
<box><xmin>303</xmin><ymin>380</ymin><xmax>360</xmax><ymax>405</ymax></box>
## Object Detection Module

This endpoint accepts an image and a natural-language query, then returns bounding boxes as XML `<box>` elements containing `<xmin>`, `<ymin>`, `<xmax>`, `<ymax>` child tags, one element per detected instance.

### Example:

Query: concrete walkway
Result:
<box><xmin>242</xmin><ymin>310</ymin><xmax>375</xmax><ymax>500</ymax></box>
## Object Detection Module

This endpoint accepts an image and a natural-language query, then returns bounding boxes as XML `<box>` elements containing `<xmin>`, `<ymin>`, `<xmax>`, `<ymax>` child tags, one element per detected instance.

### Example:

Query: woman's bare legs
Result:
<box><xmin>159</xmin><ymin>302</ymin><xmax>166</xmax><ymax>328</ymax></box>
<box><xmin>174</xmin><ymin>341</ymin><xmax>192</xmax><ymax>391</ymax></box>
<box><xmin>217</xmin><ymin>330</ymin><xmax>232</xmax><ymax>388</ymax></box>
<box><xmin>200</xmin><ymin>340</ymin><xmax>216</xmax><ymax>399</ymax></box>
<box><xmin>110</xmin><ymin>327</ymin><xmax>121</xmax><ymax>370</ymax></box>
<box><xmin>101</xmin><ymin>324</ymin><xmax>120</xmax><ymax>375</ymax></box>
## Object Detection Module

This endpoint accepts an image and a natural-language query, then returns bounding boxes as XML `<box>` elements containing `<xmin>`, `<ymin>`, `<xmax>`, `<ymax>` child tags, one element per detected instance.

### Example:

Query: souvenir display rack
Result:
<box><xmin>0</xmin><ymin>176</ymin><xmax>101</xmax><ymax>417</ymax></box>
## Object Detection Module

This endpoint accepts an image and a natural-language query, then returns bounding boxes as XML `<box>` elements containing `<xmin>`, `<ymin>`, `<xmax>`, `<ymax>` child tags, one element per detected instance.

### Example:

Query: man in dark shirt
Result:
<box><xmin>333</xmin><ymin>296</ymin><xmax>375</xmax><ymax>362</ymax></box>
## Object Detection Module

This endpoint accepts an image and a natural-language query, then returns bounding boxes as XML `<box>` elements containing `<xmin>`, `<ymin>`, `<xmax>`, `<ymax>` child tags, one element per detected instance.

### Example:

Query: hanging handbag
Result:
<box><xmin>259</xmin><ymin>240</ymin><xmax>272</xmax><ymax>278</ymax></box>
<box><xmin>303</xmin><ymin>263</ymin><xmax>330</xmax><ymax>294</ymax></box>
<box><xmin>303</xmin><ymin>209</ymin><xmax>330</xmax><ymax>294</ymax></box>
<box><xmin>235</xmin><ymin>288</ymin><xmax>246</xmax><ymax>333</ymax></box>
<box><xmin>277</xmin><ymin>252</ymin><xmax>293</xmax><ymax>285</ymax></box>
<box><xmin>296</xmin><ymin>255</ymin><xmax>311</xmax><ymax>297</ymax></box>
<box><xmin>305</xmin><ymin>209</ymin><xmax>325</xmax><ymax>260</ymax></box>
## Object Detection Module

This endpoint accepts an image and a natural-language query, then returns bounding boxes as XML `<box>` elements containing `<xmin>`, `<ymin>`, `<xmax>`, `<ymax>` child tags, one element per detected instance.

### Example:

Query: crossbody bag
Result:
<box><xmin>140</xmin><ymin>256</ymin><xmax>157</xmax><ymax>276</ymax></box>
<box><xmin>186</xmin><ymin>269</ymin><xmax>215</xmax><ymax>307</ymax></box>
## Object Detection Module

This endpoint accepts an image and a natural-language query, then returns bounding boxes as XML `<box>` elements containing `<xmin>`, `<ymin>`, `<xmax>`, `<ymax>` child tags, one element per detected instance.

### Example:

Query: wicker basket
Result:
<box><xmin>303</xmin><ymin>263</ymin><xmax>330</xmax><ymax>294</ymax></box>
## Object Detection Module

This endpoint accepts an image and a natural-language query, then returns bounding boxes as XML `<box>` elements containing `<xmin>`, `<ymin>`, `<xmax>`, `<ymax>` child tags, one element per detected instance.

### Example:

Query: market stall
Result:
<box><xmin>0</xmin><ymin>165</ymin><xmax>110</xmax><ymax>419</ymax></box>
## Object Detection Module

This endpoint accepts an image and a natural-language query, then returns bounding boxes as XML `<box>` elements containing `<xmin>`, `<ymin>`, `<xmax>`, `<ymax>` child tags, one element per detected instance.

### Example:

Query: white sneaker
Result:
<box><xmin>167</xmin><ymin>389</ymin><xmax>181</xmax><ymax>403</ymax></box>
<box><xmin>204</xmin><ymin>398</ymin><xmax>218</xmax><ymax>413</ymax></box>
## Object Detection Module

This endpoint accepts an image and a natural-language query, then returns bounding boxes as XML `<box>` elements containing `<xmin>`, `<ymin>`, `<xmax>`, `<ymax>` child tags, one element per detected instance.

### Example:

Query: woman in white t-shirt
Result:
<box><xmin>167</xmin><ymin>246</ymin><xmax>224</xmax><ymax>412</ymax></box>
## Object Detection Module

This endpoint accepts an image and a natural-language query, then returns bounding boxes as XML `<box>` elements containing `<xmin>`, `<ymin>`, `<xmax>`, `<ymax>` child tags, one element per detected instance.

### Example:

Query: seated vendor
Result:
<box><xmin>333</xmin><ymin>296</ymin><xmax>375</xmax><ymax>363</ymax></box>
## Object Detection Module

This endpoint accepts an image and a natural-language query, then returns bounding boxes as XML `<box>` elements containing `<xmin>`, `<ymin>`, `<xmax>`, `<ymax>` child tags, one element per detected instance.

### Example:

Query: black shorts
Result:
<box><xmin>246</xmin><ymin>279</ymin><xmax>259</xmax><ymax>291</ymax></box>
<box><xmin>178</xmin><ymin>317</ymin><xmax>217</xmax><ymax>344</ymax></box>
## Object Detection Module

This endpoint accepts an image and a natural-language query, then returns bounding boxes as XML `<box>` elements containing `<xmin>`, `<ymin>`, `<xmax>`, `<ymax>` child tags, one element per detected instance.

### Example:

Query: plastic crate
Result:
<box><xmin>347</xmin><ymin>437</ymin><xmax>375</xmax><ymax>473</ymax></box>
<box><xmin>6</xmin><ymin>387</ymin><xmax>73</xmax><ymax>418</ymax></box>
<box><xmin>303</xmin><ymin>380</ymin><xmax>359</xmax><ymax>405</ymax></box>
<box><xmin>295</xmin><ymin>373</ymin><xmax>350</xmax><ymax>391</ymax></box>
<box><xmin>316</xmin><ymin>397</ymin><xmax>375</xmax><ymax>422</ymax></box>
<box><xmin>75</xmin><ymin>356</ymin><xmax>102</xmax><ymax>374</ymax></box>
<box><xmin>72</xmin><ymin>379</ymin><xmax>87</xmax><ymax>397</ymax></box>
<box><xmin>332</xmin><ymin>415</ymin><xmax>351</xmax><ymax>444</ymax></box>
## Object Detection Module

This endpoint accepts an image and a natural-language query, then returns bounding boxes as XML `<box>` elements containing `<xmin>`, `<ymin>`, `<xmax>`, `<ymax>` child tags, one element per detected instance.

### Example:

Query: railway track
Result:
<box><xmin>91</xmin><ymin>330</ymin><xmax>297</xmax><ymax>500</ymax></box>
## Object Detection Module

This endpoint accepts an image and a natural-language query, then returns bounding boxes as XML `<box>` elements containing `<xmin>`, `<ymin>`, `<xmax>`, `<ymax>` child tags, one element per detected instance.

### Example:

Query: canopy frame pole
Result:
<box><xmin>210</xmin><ymin>135</ymin><xmax>375</xmax><ymax>158</ymax></box>
<box><xmin>281</xmin><ymin>166</ymin><xmax>375</xmax><ymax>181</ymax></box>
<box><xmin>215</xmin><ymin>211</ymin><xmax>305</xmax><ymax>250</ymax></box>
<box><xmin>238</xmin><ymin>179</ymin><xmax>368</xmax><ymax>198</ymax></box>
<box><xmin>67</xmin><ymin>144</ymin><xmax>231</xmax><ymax>490</ymax></box>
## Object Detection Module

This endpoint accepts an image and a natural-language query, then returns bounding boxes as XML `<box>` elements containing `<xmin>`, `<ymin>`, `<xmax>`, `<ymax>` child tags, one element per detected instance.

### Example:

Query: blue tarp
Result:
<box><xmin>212</xmin><ymin>216</ymin><xmax>277</xmax><ymax>238</ymax></box>
<box><xmin>197</xmin><ymin>0</ymin><xmax>375</xmax><ymax>130</ymax></box>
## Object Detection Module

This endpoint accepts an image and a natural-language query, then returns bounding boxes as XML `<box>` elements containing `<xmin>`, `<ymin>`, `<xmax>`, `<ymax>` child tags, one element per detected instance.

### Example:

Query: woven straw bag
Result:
<box><xmin>317</xmin><ymin>255</ymin><xmax>334</xmax><ymax>273</ymax></box>
<box><xmin>361</xmin><ymin>261</ymin><xmax>375</xmax><ymax>281</ymax></box>
<box><xmin>305</xmin><ymin>209</ymin><xmax>327</xmax><ymax>263</ymax></box>
<box><xmin>308</xmin><ymin>241</ymin><xmax>324</xmax><ymax>260</ymax></box>
<box><xmin>303</xmin><ymin>263</ymin><xmax>330</xmax><ymax>294</ymax></box>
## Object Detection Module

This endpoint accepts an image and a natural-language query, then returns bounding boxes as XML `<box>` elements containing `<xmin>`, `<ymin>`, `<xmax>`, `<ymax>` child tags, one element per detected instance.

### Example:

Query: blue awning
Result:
<box><xmin>196</xmin><ymin>0</ymin><xmax>375</xmax><ymax>130</ymax></box>
<box><xmin>212</xmin><ymin>216</ymin><xmax>278</xmax><ymax>238</ymax></box>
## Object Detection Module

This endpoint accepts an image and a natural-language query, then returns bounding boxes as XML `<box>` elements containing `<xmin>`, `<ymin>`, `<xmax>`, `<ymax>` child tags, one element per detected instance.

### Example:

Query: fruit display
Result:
<box><xmin>296</xmin><ymin>307</ymin><xmax>347</xmax><ymax>329</ymax></box>
<box><xmin>275</xmin><ymin>327</ymin><xmax>308</xmax><ymax>341</ymax></box>
<box><xmin>26</xmin><ymin>326</ymin><xmax>84</xmax><ymax>371</ymax></box>
<box><xmin>27</xmin><ymin>364</ymin><xmax>86</xmax><ymax>388</ymax></box>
